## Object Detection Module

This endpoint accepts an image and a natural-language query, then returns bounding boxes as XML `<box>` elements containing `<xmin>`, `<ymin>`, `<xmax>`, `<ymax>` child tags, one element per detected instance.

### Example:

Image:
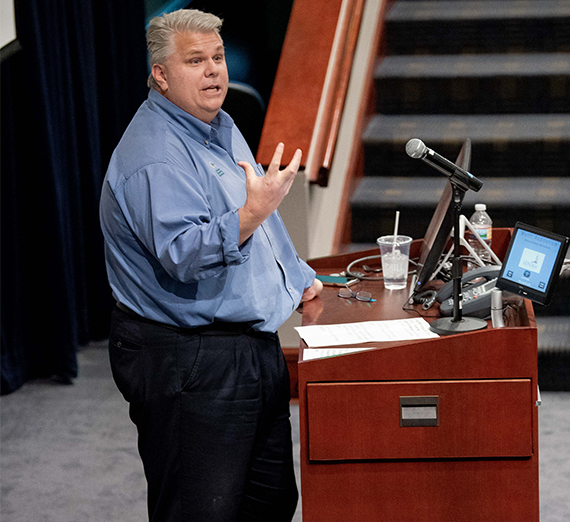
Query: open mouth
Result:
<box><xmin>203</xmin><ymin>85</ymin><xmax>221</xmax><ymax>93</ymax></box>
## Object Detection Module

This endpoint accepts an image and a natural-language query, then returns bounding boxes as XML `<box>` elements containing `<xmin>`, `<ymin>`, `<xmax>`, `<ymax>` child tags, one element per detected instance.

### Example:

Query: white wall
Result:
<box><xmin>0</xmin><ymin>0</ymin><xmax>16</xmax><ymax>49</ymax></box>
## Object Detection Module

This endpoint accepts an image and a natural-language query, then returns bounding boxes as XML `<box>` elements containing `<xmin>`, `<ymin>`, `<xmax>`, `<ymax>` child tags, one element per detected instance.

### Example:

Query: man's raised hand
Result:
<box><xmin>238</xmin><ymin>143</ymin><xmax>302</xmax><ymax>244</ymax></box>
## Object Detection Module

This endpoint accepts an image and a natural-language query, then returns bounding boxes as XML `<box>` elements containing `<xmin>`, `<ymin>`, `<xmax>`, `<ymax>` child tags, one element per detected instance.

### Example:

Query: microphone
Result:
<box><xmin>405</xmin><ymin>138</ymin><xmax>483</xmax><ymax>192</ymax></box>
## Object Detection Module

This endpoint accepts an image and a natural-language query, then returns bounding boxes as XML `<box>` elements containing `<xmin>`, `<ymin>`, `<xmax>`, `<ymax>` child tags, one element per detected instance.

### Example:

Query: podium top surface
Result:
<box><xmin>299</xmin><ymin>229</ymin><xmax>536</xmax><ymax>374</ymax></box>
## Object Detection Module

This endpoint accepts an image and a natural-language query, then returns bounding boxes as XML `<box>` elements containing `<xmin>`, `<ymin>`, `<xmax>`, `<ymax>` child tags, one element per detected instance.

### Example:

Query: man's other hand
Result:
<box><xmin>300</xmin><ymin>278</ymin><xmax>323</xmax><ymax>303</ymax></box>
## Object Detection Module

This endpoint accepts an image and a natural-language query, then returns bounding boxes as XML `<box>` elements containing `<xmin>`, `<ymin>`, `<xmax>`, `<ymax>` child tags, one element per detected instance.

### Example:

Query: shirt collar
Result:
<box><xmin>147</xmin><ymin>89</ymin><xmax>234</xmax><ymax>152</ymax></box>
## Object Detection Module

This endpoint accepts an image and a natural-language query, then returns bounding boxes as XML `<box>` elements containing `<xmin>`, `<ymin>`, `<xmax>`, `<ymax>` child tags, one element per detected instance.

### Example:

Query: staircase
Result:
<box><xmin>349</xmin><ymin>0</ymin><xmax>570</xmax><ymax>389</ymax></box>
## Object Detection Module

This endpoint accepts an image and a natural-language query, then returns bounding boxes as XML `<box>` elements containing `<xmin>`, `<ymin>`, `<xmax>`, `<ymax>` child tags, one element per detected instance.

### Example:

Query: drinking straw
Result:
<box><xmin>392</xmin><ymin>211</ymin><xmax>400</xmax><ymax>253</ymax></box>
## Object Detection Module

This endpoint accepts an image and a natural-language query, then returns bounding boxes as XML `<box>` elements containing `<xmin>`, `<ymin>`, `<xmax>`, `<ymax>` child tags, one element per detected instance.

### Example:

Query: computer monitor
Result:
<box><xmin>412</xmin><ymin>139</ymin><xmax>471</xmax><ymax>295</ymax></box>
<box><xmin>496</xmin><ymin>222</ymin><xmax>569</xmax><ymax>305</ymax></box>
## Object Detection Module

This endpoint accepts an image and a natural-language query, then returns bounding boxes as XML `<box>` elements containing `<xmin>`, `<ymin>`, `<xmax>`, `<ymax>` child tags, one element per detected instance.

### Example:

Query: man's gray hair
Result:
<box><xmin>146</xmin><ymin>9</ymin><xmax>223</xmax><ymax>90</ymax></box>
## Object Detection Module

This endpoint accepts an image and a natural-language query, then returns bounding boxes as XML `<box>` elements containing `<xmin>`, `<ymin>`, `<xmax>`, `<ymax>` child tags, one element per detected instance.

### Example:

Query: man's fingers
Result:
<box><xmin>268</xmin><ymin>143</ymin><xmax>303</xmax><ymax>178</ymax></box>
<box><xmin>287</xmin><ymin>148</ymin><xmax>302</xmax><ymax>174</ymax></box>
<box><xmin>269</xmin><ymin>142</ymin><xmax>285</xmax><ymax>169</ymax></box>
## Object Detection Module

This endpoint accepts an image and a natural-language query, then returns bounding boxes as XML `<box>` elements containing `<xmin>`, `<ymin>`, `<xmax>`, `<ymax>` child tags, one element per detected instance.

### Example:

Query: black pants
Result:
<box><xmin>108</xmin><ymin>306</ymin><xmax>298</xmax><ymax>522</ymax></box>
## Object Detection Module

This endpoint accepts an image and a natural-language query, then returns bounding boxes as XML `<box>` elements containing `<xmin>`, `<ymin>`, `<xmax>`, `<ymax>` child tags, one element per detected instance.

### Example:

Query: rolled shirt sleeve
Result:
<box><xmin>119</xmin><ymin>164</ymin><xmax>251</xmax><ymax>283</ymax></box>
<box><xmin>300</xmin><ymin>257</ymin><xmax>317</xmax><ymax>291</ymax></box>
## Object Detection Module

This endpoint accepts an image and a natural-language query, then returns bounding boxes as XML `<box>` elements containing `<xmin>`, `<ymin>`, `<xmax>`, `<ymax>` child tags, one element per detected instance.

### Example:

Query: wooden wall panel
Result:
<box><xmin>256</xmin><ymin>0</ymin><xmax>344</xmax><ymax>166</ymax></box>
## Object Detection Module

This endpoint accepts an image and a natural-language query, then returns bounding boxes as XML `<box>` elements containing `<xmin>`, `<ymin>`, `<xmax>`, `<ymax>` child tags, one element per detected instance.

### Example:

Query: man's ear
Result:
<box><xmin>151</xmin><ymin>64</ymin><xmax>168</xmax><ymax>92</ymax></box>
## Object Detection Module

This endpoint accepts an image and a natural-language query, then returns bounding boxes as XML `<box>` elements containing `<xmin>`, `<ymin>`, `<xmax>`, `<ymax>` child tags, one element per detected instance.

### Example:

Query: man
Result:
<box><xmin>100</xmin><ymin>10</ymin><xmax>322</xmax><ymax>522</ymax></box>
<box><xmin>99</xmin><ymin>8</ymin><xmax>322</xmax><ymax>522</ymax></box>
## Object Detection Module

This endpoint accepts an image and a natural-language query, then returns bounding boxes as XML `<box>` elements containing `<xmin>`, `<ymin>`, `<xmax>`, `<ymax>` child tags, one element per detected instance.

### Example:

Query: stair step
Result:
<box><xmin>537</xmin><ymin>316</ymin><xmax>570</xmax><ymax>351</ymax></box>
<box><xmin>376</xmin><ymin>53</ymin><xmax>570</xmax><ymax>114</ymax></box>
<box><xmin>537</xmin><ymin>316</ymin><xmax>570</xmax><ymax>390</ymax></box>
<box><xmin>362</xmin><ymin>114</ymin><xmax>570</xmax><ymax>177</ymax></box>
<box><xmin>385</xmin><ymin>0</ymin><xmax>570</xmax><ymax>55</ymax></box>
<box><xmin>535</xmin><ymin>274</ymin><xmax>570</xmax><ymax>318</ymax></box>
<box><xmin>350</xmin><ymin>176</ymin><xmax>570</xmax><ymax>242</ymax></box>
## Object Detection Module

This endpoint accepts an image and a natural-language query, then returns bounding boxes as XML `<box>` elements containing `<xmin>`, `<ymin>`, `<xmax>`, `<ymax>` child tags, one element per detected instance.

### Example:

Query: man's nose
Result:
<box><xmin>204</xmin><ymin>59</ymin><xmax>218</xmax><ymax>76</ymax></box>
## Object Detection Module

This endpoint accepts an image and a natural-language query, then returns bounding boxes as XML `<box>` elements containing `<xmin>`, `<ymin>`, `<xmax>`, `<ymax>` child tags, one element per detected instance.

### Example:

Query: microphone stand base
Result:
<box><xmin>429</xmin><ymin>316</ymin><xmax>487</xmax><ymax>336</ymax></box>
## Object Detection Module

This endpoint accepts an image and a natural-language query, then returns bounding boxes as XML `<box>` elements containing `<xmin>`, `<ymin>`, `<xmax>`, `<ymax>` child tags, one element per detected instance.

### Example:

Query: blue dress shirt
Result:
<box><xmin>100</xmin><ymin>89</ymin><xmax>315</xmax><ymax>332</ymax></box>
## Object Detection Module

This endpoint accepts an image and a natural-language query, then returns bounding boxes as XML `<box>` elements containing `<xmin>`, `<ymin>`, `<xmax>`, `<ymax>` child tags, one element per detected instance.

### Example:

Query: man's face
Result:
<box><xmin>153</xmin><ymin>31</ymin><xmax>229</xmax><ymax>123</ymax></box>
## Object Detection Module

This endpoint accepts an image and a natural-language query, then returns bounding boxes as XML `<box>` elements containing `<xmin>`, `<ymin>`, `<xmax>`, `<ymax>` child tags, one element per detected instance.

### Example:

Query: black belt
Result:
<box><xmin>115</xmin><ymin>302</ymin><xmax>275</xmax><ymax>339</ymax></box>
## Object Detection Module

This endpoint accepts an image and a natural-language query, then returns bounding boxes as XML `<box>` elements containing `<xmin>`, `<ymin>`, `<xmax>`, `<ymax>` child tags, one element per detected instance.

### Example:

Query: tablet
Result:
<box><xmin>496</xmin><ymin>222</ymin><xmax>569</xmax><ymax>305</ymax></box>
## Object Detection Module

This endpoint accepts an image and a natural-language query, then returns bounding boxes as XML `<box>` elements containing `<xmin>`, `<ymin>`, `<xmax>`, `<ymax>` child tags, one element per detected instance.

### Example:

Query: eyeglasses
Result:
<box><xmin>338</xmin><ymin>285</ymin><xmax>376</xmax><ymax>302</ymax></box>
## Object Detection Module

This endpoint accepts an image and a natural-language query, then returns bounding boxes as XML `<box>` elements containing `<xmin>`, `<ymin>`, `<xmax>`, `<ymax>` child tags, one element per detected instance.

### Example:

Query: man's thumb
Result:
<box><xmin>238</xmin><ymin>161</ymin><xmax>256</xmax><ymax>180</ymax></box>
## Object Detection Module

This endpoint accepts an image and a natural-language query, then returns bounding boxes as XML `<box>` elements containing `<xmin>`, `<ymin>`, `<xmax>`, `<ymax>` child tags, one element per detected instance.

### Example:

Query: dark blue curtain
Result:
<box><xmin>1</xmin><ymin>0</ymin><xmax>148</xmax><ymax>394</ymax></box>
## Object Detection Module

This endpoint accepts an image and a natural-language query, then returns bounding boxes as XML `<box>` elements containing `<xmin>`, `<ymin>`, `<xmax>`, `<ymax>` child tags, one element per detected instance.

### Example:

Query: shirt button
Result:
<box><xmin>205</xmin><ymin>140</ymin><xmax>209</xmax><ymax>145</ymax></box>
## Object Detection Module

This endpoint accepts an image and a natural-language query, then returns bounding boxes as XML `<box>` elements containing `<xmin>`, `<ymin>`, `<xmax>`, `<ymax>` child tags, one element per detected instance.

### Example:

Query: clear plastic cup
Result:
<box><xmin>377</xmin><ymin>235</ymin><xmax>412</xmax><ymax>290</ymax></box>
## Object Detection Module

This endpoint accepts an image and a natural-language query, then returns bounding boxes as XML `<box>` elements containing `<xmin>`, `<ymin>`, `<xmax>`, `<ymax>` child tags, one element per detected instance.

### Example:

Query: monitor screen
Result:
<box><xmin>496</xmin><ymin>223</ymin><xmax>568</xmax><ymax>305</ymax></box>
<box><xmin>413</xmin><ymin>139</ymin><xmax>471</xmax><ymax>295</ymax></box>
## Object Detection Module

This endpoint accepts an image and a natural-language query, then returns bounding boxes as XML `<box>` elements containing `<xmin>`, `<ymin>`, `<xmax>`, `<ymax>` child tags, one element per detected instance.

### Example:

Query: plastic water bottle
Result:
<box><xmin>467</xmin><ymin>203</ymin><xmax>492</xmax><ymax>271</ymax></box>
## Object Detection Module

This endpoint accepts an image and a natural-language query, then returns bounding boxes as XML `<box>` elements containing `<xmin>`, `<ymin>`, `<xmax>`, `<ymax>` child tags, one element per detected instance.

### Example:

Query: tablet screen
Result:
<box><xmin>497</xmin><ymin>223</ymin><xmax>569</xmax><ymax>305</ymax></box>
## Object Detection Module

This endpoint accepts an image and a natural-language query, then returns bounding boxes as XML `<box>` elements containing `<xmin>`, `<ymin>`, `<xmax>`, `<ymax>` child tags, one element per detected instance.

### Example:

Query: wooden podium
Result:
<box><xmin>298</xmin><ymin>229</ymin><xmax>539</xmax><ymax>521</ymax></box>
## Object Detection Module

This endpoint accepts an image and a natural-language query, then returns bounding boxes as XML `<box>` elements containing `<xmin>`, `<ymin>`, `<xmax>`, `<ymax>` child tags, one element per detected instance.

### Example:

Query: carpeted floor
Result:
<box><xmin>1</xmin><ymin>341</ymin><xmax>569</xmax><ymax>522</ymax></box>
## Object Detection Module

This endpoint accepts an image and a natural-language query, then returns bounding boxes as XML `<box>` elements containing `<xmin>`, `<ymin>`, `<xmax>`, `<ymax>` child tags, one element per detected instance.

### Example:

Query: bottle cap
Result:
<box><xmin>474</xmin><ymin>203</ymin><xmax>486</xmax><ymax>211</ymax></box>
